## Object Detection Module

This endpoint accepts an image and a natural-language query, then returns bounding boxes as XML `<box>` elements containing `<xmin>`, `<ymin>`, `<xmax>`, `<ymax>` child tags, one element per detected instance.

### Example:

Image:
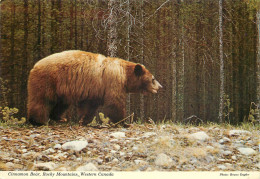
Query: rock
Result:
<box><xmin>110</xmin><ymin>132</ymin><xmax>126</xmax><ymax>139</ymax></box>
<box><xmin>205</xmin><ymin>155</ymin><xmax>214</xmax><ymax>163</ymax></box>
<box><xmin>189</xmin><ymin>157</ymin><xmax>197</xmax><ymax>164</ymax></box>
<box><xmin>233</xmin><ymin>140</ymin><xmax>245</xmax><ymax>148</ymax></box>
<box><xmin>112</xmin><ymin>158</ymin><xmax>119</xmax><ymax>163</ymax></box>
<box><xmin>76</xmin><ymin>163</ymin><xmax>98</xmax><ymax>171</ymax></box>
<box><xmin>217</xmin><ymin>165</ymin><xmax>227</xmax><ymax>170</ymax></box>
<box><xmin>134</xmin><ymin>160</ymin><xmax>148</xmax><ymax>165</ymax></box>
<box><xmin>219</xmin><ymin>137</ymin><xmax>231</xmax><ymax>144</ymax></box>
<box><xmin>206</xmin><ymin>146</ymin><xmax>214</xmax><ymax>151</ymax></box>
<box><xmin>155</xmin><ymin>153</ymin><xmax>174</xmax><ymax>168</ymax></box>
<box><xmin>119</xmin><ymin>152</ymin><xmax>125</xmax><ymax>156</ymax></box>
<box><xmin>132</xmin><ymin>146</ymin><xmax>138</xmax><ymax>151</ymax></box>
<box><xmin>229</xmin><ymin>130</ymin><xmax>252</xmax><ymax>136</ymax></box>
<box><xmin>53</xmin><ymin>144</ymin><xmax>61</xmax><ymax>149</ymax></box>
<box><xmin>53</xmin><ymin>152</ymin><xmax>67</xmax><ymax>159</ymax></box>
<box><xmin>222</xmin><ymin>150</ymin><xmax>232</xmax><ymax>156</ymax></box>
<box><xmin>30</xmin><ymin>134</ymin><xmax>40</xmax><ymax>138</ymax></box>
<box><xmin>43</xmin><ymin>148</ymin><xmax>55</xmax><ymax>154</ymax></box>
<box><xmin>97</xmin><ymin>158</ymin><xmax>103</xmax><ymax>165</ymax></box>
<box><xmin>143</xmin><ymin>132</ymin><xmax>156</xmax><ymax>138</ymax></box>
<box><xmin>34</xmin><ymin>162</ymin><xmax>56</xmax><ymax>171</ymax></box>
<box><xmin>21</xmin><ymin>149</ymin><xmax>27</xmax><ymax>153</ymax></box>
<box><xmin>61</xmin><ymin>140</ymin><xmax>88</xmax><ymax>152</ymax></box>
<box><xmin>237</xmin><ymin>148</ymin><xmax>256</xmax><ymax>155</ymax></box>
<box><xmin>231</xmin><ymin>156</ymin><xmax>237</xmax><ymax>160</ymax></box>
<box><xmin>113</xmin><ymin>144</ymin><xmax>120</xmax><ymax>150</ymax></box>
<box><xmin>111</xmin><ymin>150</ymin><xmax>116</xmax><ymax>154</ymax></box>
<box><xmin>22</xmin><ymin>151</ymin><xmax>36</xmax><ymax>159</ymax></box>
<box><xmin>188</xmin><ymin>131</ymin><xmax>210</xmax><ymax>141</ymax></box>
<box><xmin>6</xmin><ymin>162</ymin><xmax>14</xmax><ymax>169</ymax></box>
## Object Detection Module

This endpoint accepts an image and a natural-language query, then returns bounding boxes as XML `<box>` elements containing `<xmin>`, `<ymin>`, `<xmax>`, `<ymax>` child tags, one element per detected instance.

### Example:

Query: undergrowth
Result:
<box><xmin>0</xmin><ymin>78</ymin><xmax>26</xmax><ymax>127</ymax></box>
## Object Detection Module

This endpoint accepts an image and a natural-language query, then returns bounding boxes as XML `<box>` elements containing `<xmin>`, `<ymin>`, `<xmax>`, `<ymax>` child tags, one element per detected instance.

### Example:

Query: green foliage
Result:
<box><xmin>0</xmin><ymin>107</ymin><xmax>26</xmax><ymax>127</ymax></box>
<box><xmin>247</xmin><ymin>102</ymin><xmax>259</xmax><ymax>124</ymax></box>
<box><xmin>98</xmin><ymin>112</ymin><xmax>110</xmax><ymax>125</ymax></box>
<box><xmin>0</xmin><ymin>78</ymin><xmax>26</xmax><ymax>127</ymax></box>
<box><xmin>0</xmin><ymin>78</ymin><xmax>10</xmax><ymax>107</ymax></box>
<box><xmin>223</xmin><ymin>94</ymin><xmax>233</xmax><ymax>123</ymax></box>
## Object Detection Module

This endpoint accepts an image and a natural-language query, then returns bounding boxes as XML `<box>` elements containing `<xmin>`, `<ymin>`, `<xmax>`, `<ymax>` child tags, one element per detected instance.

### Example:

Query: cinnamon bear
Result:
<box><xmin>27</xmin><ymin>50</ymin><xmax>162</xmax><ymax>126</ymax></box>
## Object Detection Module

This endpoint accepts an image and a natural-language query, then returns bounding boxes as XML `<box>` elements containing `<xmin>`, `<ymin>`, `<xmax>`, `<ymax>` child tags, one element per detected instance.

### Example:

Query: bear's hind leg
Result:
<box><xmin>105</xmin><ymin>104</ymin><xmax>126</xmax><ymax>124</ymax></box>
<box><xmin>77</xmin><ymin>102</ymin><xmax>98</xmax><ymax>126</ymax></box>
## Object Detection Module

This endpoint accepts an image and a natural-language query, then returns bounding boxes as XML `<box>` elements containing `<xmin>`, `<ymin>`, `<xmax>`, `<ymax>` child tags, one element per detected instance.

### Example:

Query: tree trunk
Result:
<box><xmin>107</xmin><ymin>0</ymin><xmax>117</xmax><ymax>57</ymax></box>
<box><xmin>10</xmin><ymin>0</ymin><xmax>16</xmax><ymax>106</ymax></box>
<box><xmin>74</xmin><ymin>0</ymin><xmax>78</xmax><ymax>49</ymax></box>
<box><xmin>257</xmin><ymin>10</ymin><xmax>260</xmax><ymax>120</ymax></box>
<box><xmin>20</xmin><ymin>0</ymin><xmax>28</xmax><ymax>116</ymax></box>
<box><xmin>218</xmin><ymin>0</ymin><xmax>225</xmax><ymax>123</ymax></box>
<box><xmin>37</xmin><ymin>0</ymin><xmax>41</xmax><ymax>60</ymax></box>
<box><xmin>126</xmin><ymin>0</ymin><xmax>131</xmax><ymax>116</ymax></box>
<box><xmin>140</xmin><ymin>0</ymin><xmax>144</xmax><ymax>120</ymax></box>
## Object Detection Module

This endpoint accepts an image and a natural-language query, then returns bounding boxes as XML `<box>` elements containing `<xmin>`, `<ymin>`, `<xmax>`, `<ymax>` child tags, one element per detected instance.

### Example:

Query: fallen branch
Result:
<box><xmin>184</xmin><ymin>115</ymin><xmax>203</xmax><ymax>125</ymax></box>
<box><xmin>109</xmin><ymin>113</ymin><xmax>134</xmax><ymax>128</ymax></box>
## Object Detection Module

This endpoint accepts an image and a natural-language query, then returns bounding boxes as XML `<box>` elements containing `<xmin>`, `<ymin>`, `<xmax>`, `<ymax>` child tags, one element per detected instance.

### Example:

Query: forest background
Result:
<box><xmin>0</xmin><ymin>0</ymin><xmax>260</xmax><ymax>125</ymax></box>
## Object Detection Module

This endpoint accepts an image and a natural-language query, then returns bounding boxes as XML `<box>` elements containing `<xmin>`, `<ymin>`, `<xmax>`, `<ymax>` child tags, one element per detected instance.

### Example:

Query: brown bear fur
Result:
<box><xmin>27</xmin><ymin>50</ymin><xmax>162</xmax><ymax>126</ymax></box>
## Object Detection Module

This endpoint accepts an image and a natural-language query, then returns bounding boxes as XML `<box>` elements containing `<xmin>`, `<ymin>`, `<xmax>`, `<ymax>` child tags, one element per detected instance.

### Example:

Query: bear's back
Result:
<box><xmin>33</xmin><ymin>50</ymin><xmax>98</xmax><ymax>68</ymax></box>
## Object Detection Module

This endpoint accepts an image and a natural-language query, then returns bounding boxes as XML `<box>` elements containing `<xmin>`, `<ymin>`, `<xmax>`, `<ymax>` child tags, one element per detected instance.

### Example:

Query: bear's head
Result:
<box><xmin>127</xmin><ymin>64</ymin><xmax>162</xmax><ymax>94</ymax></box>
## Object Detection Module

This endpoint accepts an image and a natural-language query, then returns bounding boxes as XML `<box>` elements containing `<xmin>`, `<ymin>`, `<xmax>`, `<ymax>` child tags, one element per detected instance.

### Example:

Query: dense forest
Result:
<box><xmin>0</xmin><ymin>0</ymin><xmax>259</xmax><ymax>125</ymax></box>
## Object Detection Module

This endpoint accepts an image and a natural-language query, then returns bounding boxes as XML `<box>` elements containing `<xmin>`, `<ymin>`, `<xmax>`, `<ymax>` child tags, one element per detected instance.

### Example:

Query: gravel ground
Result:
<box><xmin>0</xmin><ymin>123</ymin><xmax>259</xmax><ymax>171</ymax></box>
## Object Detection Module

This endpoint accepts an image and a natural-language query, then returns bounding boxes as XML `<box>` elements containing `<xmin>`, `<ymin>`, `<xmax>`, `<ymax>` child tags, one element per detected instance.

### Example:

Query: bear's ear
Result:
<box><xmin>134</xmin><ymin>64</ymin><xmax>144</xmax><ymax>76</ymax></box>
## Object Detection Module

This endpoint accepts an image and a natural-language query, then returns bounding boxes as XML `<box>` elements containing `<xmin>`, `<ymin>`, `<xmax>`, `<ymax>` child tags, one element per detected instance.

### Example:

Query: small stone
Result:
<box><xmin>143</xmin><ymin>132</ymin><xmax>156</xmax><ymax>138</ymax></box>
<box><xmin>205</xmin><ymin>155</ymin><xmax>214</xmax><ymax>163</ymax></box>
<box><xmin>231</xmin><ymin>156</ymin><xmax>237</xmax><ymax>160</ymax></box>
<box><xmin>229</xmin><ymin>130</ymin><xmax>252</xmax><ymax>136</ymax></box>
<box><xmin>34</xmin><ymin>162</ymin><xmax>56</xmax><ymax>171</ymax></box>
<box><xmin>134</xmin><ymin>159</ymin><xmax>148</xmax><ymax>165</ymax></box>
<box><xmin>114</xmin><ymin>144</ymin><xmax>120</xmax><ymax>150</ymax></box>
<box><xmin>222</xmin><ymin>150</ymin><xmax>232</xmax><ymax>156</ymax></box>
<box><xmin>217</xmin><ymin>165</ymin><xmax>227</xmax><ymax>170</ymax></box>
<box><xmin>119</xmin><ymin>152</ymin><xmax>125</xmax><ymax>156</ymax></box>
<box><xmin>188</xmin><ymin>131</ymin><xmax>210</xmax><ymax>141</ymax></box>
<box><xmin>61</xmin><ymin>140</ymin><xmax>88</xmax><ymax>152</ymax></box>
<box><xmin>97</xmin><ymin>159</ymin><xmax>103</xmax><ymax>165</ymax></box>
<box><xmin>21</xmin><ymin>149</ymin><xmax>27</xmax><ymax>153</ymax></box>
<box><xmin>111</xmin><ymin>150</ymin><xmax>116</xmax><ymax>154</ymax></box>
<box><xmin>53</xmin><ymin>144</ymin><xmax>61</xmax><ymax>149</ymax></box>
<box><xmin>76</xmin><ymin>163</ymin><xmax>98</xmax><ymax>171</ymax></box>
<box><xmin>206</xmin><ymin>146</ymin><xmax>214</xmax><ymax>150</ymax></box>
<box><xmin>219</xmin><ymin>137</ymin><xmax>231</xmax><ymax>144</ymax></box>
<box><xmin>43</xmin><ymin>148</ymin><xmax>55</xmax><ymax>154</ymax></box>
<box><xmin>112</xmin><ymin>158</ymin><xmax>119</xmax><ymax>163</ymax></box>
<box><xmin>110</xmin><ymin>132</ymin><xmax>126</xmax><ymax>139</ymax></box>
<box><xmin>237</xmin><ymin>148</ymin><xmax>256</xmax><ymax>155</ymax></box>
<box><xmin>22</xmin><ymin>151</ymin><xmax>36</xmax><ymax>159</ymax></box>
<box><xmin>13</xmin><ymin>159</ymin><xmax>19</xmax><ymax>163</ymax></box>
<box><xmin>133</xmin><ymin>146</ymin><xmax>138</xmax><ymax>151</ymax></box>
<box><xmin>53</xmin><ymin>152</ymin><xmax>67</xmax><ymax>159</ymax></box>
<box><xmin>155</xmin><ymin>153</ymin><xmax>174</xmax><ymax>168</ymax></box>
<box><xmin>110</xmin><ymin>139</ymin><xmax>118</xmax><ymax>142</ymax></box>
<box><xmin>30</xmin><ymin>134</ymin><xmax>40</xmax><ymax>138</ymax></box>
<box><xmin>6</xmin><ymin>162</ymin><xmax>14</xmax><ymax>169</ymax></box>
